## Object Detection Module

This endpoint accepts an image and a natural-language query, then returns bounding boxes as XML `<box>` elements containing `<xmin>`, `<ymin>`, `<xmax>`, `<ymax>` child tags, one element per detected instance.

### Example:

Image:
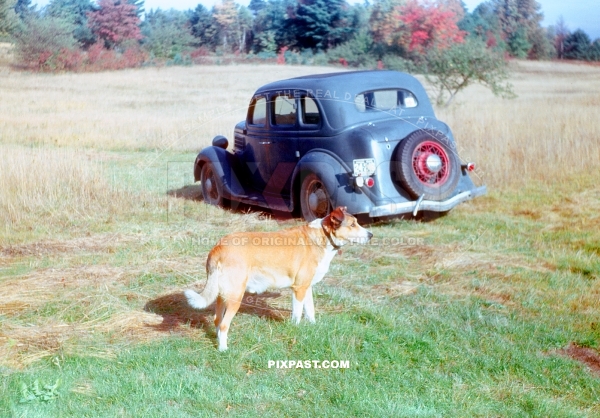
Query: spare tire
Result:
<box><xmin>394</xmin><ymin>130</ymin><xmax>460</xmax><ymax>201</ymax></box>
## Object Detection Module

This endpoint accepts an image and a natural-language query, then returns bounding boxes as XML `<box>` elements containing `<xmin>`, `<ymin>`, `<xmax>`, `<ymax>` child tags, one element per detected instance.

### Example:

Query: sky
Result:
<box><xmin>33</xmin><ymin>0</ymin><xmax>600</xmax><ymax>40</ymax></box>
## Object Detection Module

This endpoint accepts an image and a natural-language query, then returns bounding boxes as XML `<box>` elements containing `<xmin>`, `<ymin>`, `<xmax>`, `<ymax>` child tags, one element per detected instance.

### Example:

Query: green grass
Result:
<box><xmin>2</xmin><ymin>160</ymin><xmax>600</xmax><ymax>417</ymax></box>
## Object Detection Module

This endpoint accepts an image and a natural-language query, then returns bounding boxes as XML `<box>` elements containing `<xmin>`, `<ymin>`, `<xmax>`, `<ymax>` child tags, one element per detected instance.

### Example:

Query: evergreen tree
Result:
<box><xmin>188</xmin><ymin>4</ymin><xmax>218</xmax><ymax>49</ymax></box>
<box><xmin>127</xmin><ymin>0</ymin><xmax>144</xmax><ymax>18</ymax></box>
<box><xmin>563</xmin><ymin>29</ymin><xmax>591</xmax><ymax>60</ymax></box>
<box><xmin>248</xmin><ymin>0</ymin><xmax>266</xmax><ymax>15</ymax></box>
<box><xmin>459</xmin><ymin>1</ymin><xmax>503</xmax><ymax>48</ymax></box>
<box><xmin>142</xmin><ymin>8</ymin><xmax>194</xmax><ymax>59</ymax></box>
<box><xmin>14</xmin><ymin>0</ymin><xmax>35</xmax><ymax>19</ymax></box>
<box><xmin>0</xmin><ymin>0</ymin><xmax>18</xmax><ymax>37</ymax></box>
<box><xmin>250</xmin><ymin>0</ymin><xmax>296</xmax><ymax>54</ymax></box>
<box><xmin>588</xmin><ymin>39</ymin><xmax>600</xmax><ymax>61</ymax></box>
<box><xmin>492</xmin><ymin>0</ymin><xmax>544</xmax><ymax>57</ymax></box>
<box><xmin>291</xmin><ymin>0</ymin><xmax>352</xmax><ymax>50</ymax></box>
<box><xmin>46</xmin><ymin>0</ymin><xmax>96</xmax><ymax>47</ymax></box>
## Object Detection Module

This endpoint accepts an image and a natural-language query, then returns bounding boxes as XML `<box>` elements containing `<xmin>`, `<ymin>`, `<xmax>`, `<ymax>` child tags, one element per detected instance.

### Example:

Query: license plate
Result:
<box><xmin>353</xmin><ymin>158</ymin><xmax>376</xmax><ymax>177</ymax></box>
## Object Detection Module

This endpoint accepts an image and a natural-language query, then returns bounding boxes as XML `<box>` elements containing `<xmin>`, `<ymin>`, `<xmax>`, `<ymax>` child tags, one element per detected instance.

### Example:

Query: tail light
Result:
<box><xmin>462</xmin><ymin>162</ymin><xmax>475</xmax><ymax>172</ymax></box>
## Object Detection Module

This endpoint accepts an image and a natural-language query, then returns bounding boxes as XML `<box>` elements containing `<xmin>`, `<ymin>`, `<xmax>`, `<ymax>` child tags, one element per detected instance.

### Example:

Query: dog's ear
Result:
<box><xmin>329</xmin><ymin>206</ymin><xmax>346</xmax><ymax>230</ymax></box>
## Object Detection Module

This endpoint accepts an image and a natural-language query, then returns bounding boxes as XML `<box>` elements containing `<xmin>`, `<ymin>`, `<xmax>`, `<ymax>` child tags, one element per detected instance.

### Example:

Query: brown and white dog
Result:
<box><xmin>184</xmin><ymin>206</ymin><xmax>373</xmax><ymax>351</ymax></box>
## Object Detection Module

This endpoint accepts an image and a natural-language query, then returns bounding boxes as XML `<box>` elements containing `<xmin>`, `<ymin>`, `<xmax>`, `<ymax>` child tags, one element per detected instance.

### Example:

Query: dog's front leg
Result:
<box><xmin>291</xmin><ymin>286</ymin><xmax>308</xmax><ymax>324</ymax></box>
<box><xmin>303</xmin><ymin>286</ymin><xmax>316</xmax><ymax>323</ymax></box>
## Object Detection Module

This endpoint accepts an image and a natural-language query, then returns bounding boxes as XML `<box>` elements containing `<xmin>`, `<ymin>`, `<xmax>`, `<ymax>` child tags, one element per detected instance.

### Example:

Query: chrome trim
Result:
<box><xmin>369</xmin><ymin>186</ymin><xmax>487</xmax><ymax>217</ymax></box>
<box><xmin>412</xmin><ymin>194</ymin><xmax>425</xmax><ymax>217</ymax></box>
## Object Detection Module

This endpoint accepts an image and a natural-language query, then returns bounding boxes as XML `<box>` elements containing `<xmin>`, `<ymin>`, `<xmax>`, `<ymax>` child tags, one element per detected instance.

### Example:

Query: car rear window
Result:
<box><xmin>354</xmin><ymin>89</ymin><xmax>418</xmax><ymax>112</ymax></box>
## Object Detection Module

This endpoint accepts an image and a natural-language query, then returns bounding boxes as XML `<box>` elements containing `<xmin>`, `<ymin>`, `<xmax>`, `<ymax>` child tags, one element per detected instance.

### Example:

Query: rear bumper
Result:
<box><xmin>368</xmin><ymin>185</ymin><xmax>487</xmax><ymax>218</ymax></box>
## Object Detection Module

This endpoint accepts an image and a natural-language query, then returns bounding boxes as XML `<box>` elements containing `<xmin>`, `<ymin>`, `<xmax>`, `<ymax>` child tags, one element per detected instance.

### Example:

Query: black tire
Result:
<box><xmin>200</xmin><ymin>163</ymin><xmax>224</xmax><ymax>207</ymax></box>
<box><xmin>394</xmin><ymin>130</ymin><xmax>460</xmax><ymax>201</ymax></box>
<box><xmin>300</xmin><ymin>172</ymin><xmax>331</xmax><ymax>221</ymax></box>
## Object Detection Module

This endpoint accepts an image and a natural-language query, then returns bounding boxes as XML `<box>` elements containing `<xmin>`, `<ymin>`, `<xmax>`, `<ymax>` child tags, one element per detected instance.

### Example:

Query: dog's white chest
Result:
<box><xmin>311</xmin><ymin>249</ymin><xmax>337</xmax><ymax>285</ymax></box>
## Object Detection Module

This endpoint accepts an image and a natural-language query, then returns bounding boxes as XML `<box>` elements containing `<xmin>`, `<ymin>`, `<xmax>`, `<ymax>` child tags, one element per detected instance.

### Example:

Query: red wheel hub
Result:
<box><xmin>412</xmin><ymin>140</ymin><xmax>450</xmax><ymax>187</ymax></box>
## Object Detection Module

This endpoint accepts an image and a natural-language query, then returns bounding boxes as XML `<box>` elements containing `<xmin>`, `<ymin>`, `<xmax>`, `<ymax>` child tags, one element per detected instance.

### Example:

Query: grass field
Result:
<box><xmin>1</xmin><ymin>61</ymin><xmax>600</xmax><ymax>416</ymax></box>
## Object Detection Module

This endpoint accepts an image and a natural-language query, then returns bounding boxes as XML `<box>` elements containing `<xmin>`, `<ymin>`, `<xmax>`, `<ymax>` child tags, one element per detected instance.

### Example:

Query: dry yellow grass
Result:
<box><xmin>0</xmin><ymin>146</ymin><xmax>115</xmax><ymax>227</ymax></box>
<box><xmin>436</xmin><ymin>60</ymin><xmax>600</xmax><ymax>187</ymax></box>
<box><xmin>0</xmin><ymin>64</ymin><xmax>334</xmax><ymax>151</ymax></box>
<box><xmin>1</xmin><ymin>61</ymin><xmax>598</xmax><ymax>188</ymax></box>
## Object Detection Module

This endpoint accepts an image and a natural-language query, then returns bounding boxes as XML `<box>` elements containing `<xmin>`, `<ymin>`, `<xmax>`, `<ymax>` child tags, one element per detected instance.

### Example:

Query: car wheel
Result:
<box><xmin>395</xmin><ymin>130</ymin><xmax>460</xmax><ymax>201</ymax></box>
<box><xmin>300</xmin><ymin>173</ymin><xmax>331</xmax><ymax>221</ymax></box>
<box><xmin>200</xmin><ymin>163</ymin><xmax>224</xmax><ymax>206</ymax></box>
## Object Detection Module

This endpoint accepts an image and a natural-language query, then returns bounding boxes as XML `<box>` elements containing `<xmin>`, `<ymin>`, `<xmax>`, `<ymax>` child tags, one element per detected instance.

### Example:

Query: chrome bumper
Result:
<box><xmin>368</xmin><ymin>186</ymin><xmax>487</xmax><ymax>218</ymax></box>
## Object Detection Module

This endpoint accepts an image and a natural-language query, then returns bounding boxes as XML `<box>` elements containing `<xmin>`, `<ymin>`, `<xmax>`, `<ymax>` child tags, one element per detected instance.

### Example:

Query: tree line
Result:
<box><xmin>0</xmin><ymin>0</ymin><xmax>598</xmax><ymax>103</ymax></box>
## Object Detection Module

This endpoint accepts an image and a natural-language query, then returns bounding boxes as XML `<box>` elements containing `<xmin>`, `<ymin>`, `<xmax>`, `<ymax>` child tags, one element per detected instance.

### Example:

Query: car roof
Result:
<box><xmin>256</xmin><ymin>70</ymin><xmax>427</xmax><ymax>98</ymax></box>
<box><xmin>254</xmin><ymin>70</ymin><xmax>435</xmax><ymax>132</ymax></box>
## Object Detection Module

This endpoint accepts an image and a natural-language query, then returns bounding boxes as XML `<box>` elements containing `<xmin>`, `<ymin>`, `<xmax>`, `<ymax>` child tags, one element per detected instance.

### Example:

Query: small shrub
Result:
<box><xmin>380</xmin><ymin>54</ymin><xmax>417</xmax><ymax>72</ymax></box>
<box><xmin>326</xmin><ymin>31</ymin><xmax>375</xmax><ymax>68</ymax></box>
<box><xmin>190</xmin><ymin>46</ymin><xmax>210</xmax><ymax>64</ymax></box>
<box><xmin>277</xmin><ymin>46</ymin><xmax>287</xmax><ymax>64</ymax></box>
<box><xmin>13</xmin><ymin>16</ymin><xmax>76</xmax><ymax>71</ymax></box>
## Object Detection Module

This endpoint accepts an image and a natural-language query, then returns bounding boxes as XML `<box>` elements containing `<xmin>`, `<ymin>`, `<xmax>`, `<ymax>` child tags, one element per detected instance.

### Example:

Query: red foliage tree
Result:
<box><xmin>87</xmin><ymin>0</ymin><xmax>142</xmax><ymax>48</ymax></box>
<box><xmin>397</xmin><ymin>0</ymin><xmax>465</xmax><ymax>54</ymax></box>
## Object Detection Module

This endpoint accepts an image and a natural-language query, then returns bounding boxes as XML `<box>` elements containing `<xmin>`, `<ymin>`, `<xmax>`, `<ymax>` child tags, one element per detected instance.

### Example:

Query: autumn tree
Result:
<box><xmin>370</xmin><ymin>0</ymin><xmax>465</xmax><ymax>56</ymax></box>
<box><xmin>398</xmin><ymin>0</ymin><xmax>465</xmax><ymax>55</ymax></box>
<box><xmin>370</xmin><ymin>0</ymin><xmax>405</xmax><ymax>46</ymax></box>
<box><xmin>87</xmin><ymin>0</ymin><xmax>142</xmax><ymax>49</ymax></box>
<box><xmin>552</xmin><ymin>16</ymin><xmax>569</xmax><ymax>59</ymax></box>
<box><xmin>213</xmin><ymin>0</ymin><xmax>238</xmax><ymax>50</ymax></box>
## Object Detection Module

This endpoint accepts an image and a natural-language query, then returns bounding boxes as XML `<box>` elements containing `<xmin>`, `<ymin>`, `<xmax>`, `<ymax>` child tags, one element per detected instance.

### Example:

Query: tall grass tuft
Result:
<box><xmin>0</xmin><ymin>147</ymin><xmax>120</xmax><ymax>230</ymax></box>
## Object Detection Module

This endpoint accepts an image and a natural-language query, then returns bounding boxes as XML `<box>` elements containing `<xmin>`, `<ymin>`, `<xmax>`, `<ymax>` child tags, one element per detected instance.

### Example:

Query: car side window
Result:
<box><xmin>249</xmin><ymin>96</ymin><xmax>266</xmax><ymax>125</ymax></box>
<box><xmin>272</xmin><ymin>94</ymin><xmax>297</xmax><ymax>126</ymax></box>
<box><xmin>355</xmin><ymin>89</ymin><xmax>418</xmax><ymax>112</ymax></box>
<box><xmin>300</xmin><ymin>96</ymin><xmax>320</xmax><ymax>126</ymax></box>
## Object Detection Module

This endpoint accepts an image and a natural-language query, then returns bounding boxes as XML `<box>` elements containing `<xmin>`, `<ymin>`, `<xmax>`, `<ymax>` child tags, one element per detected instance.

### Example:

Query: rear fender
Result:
<box><xmin>194</xmin><ymin>146</ymin><xmax>246</xmax><ymax>198</ymax></box>
<box><xmin>291</xmin><ymin>150</ymin><xmax>374</xmax><ymax>215</ymax></box>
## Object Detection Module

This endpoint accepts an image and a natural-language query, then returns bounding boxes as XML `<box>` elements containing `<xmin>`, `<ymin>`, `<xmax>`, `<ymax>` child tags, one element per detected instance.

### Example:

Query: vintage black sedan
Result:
<box><xmin>194</xmin><ymin>70</ymin><xmax>486</xmax><ymax>221</ymax></box>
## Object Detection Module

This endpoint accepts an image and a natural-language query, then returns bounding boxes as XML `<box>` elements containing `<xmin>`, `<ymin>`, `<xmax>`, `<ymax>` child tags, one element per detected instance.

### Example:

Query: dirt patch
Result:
<box><xmin>0</xmin><ymin>233</ymin><xmax>141</xmax><ymax>258</ymax></box>
<box><xmin>370</xmin><ymin>281</ymin><xmax>420</xmax><ymax>299</ymax></box>
<box><xmin>556</xmin><ymin>342</ymin><xmax>600</xmax><ymax>377</ymax></box>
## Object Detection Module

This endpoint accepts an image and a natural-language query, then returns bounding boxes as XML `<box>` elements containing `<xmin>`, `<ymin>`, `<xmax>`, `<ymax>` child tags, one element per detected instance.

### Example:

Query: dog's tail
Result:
<box><xmin>184</xmin><ymin>260</ymin><xmax>220</xmax><ymax>310</ymax></box>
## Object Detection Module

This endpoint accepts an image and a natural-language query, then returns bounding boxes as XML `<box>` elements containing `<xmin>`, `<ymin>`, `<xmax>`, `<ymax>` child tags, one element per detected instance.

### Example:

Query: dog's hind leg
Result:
<box><xmin>216</xmin><ymin>292</ymin><xmax>243</xmax><ymax>351</ymax></box>
<box><xmin>214</xmin><ymin>295</ymin><xmax>226</xmax><ymax>328</ymax></box>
